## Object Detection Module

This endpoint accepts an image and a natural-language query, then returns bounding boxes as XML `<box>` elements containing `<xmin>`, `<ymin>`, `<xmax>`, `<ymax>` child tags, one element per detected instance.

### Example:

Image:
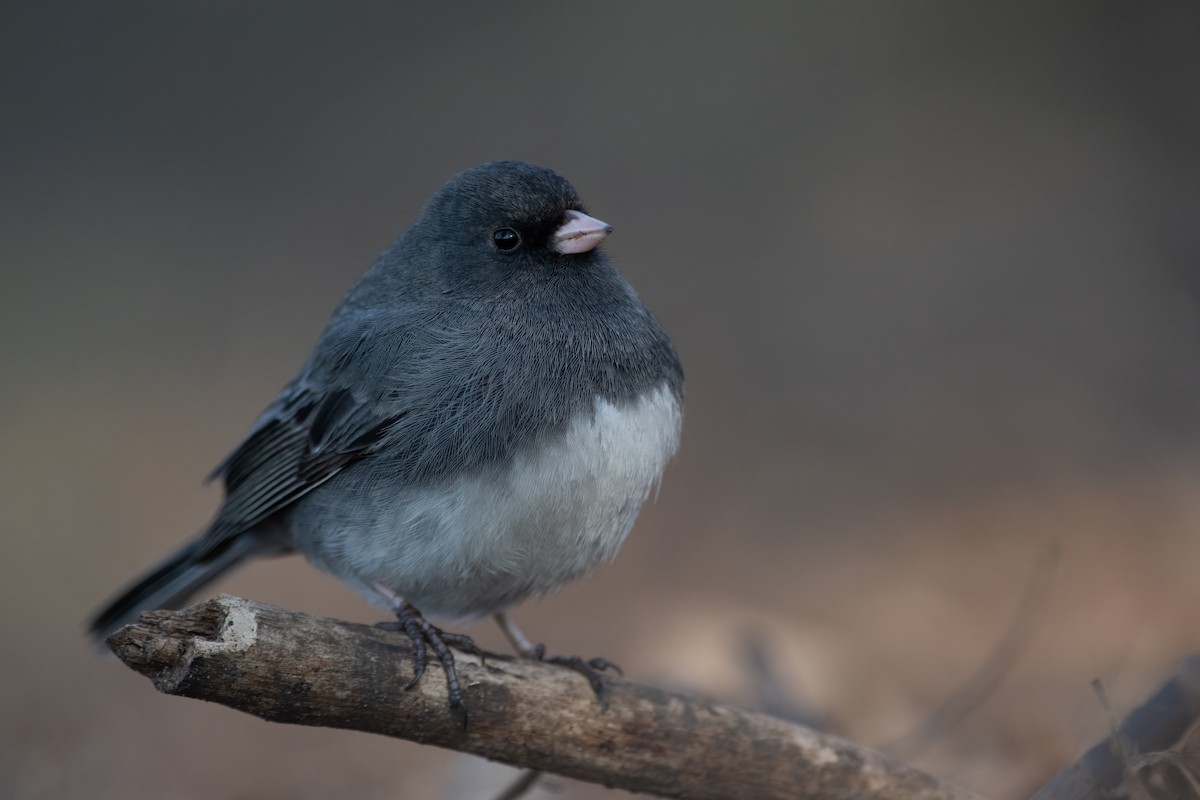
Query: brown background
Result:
<box><xmin>5</xmin><ymin>3</ymin><xmax>1200</xmax><ymax>798</ymax></box>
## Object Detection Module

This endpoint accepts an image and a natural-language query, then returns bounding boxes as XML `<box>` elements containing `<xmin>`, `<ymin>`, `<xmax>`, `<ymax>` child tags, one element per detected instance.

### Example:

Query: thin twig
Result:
<box><xmin>1032</xmin><ymin>654</ymin><xmax>1200</xmax><ymax>800</ymax></box>
<box><xmin>491</xmin><ymin>769</ymin><xmax>543</xmax><ymax>800</ymax></box>
<box><xmin>1092</xmin><ymin>679</ymin><xmax>1151</xmax><ymax>800</ymax></box>
<box><xmin>884</xmin><ymin>542</ymin><xmax>1061</xmax><ymax>760</ymax></box>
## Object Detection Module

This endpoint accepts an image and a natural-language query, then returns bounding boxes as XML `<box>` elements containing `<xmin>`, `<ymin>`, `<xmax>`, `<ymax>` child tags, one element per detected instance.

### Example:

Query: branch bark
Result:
<box><xmin>107</xmin><ymin>595</ymin><xmax>986</xmax><ymax>800</ymax></box>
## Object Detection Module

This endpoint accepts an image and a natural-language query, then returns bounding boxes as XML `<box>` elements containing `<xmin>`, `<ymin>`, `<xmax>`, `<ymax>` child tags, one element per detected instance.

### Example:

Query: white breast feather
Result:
<box><xmin>318</xmin><ymin>382</ymin><xmax>682</xmax><ymax>617</ymax></box>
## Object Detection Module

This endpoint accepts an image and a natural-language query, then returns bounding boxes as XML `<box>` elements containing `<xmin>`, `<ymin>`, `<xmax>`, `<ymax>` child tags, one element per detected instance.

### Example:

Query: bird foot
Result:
<box><xmin>530</xmin><ymin>643</ymin><xmax>622</xmax><ymax>710</ymax></box>
<box><xmin>375</xmin><ymin>602</ymin><xmax>480</xmax><ymax>727</ymax></box>
<box><xmin>376</xmin><ymin>619</ymin><xmax>492</xmax><ymax>660</ymax></box>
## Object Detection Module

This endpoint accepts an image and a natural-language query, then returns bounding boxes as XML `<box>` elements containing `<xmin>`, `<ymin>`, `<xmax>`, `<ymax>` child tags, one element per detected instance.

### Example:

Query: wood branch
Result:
<box><xmin>107</xmin><ymin>595</ymin><xmax>987</xmax><ymax>800</ymax></box>
<box><xmin>1031</xmin><ymin>653</ymin><xmax>1200</xmax><ymax>800</ymax></box>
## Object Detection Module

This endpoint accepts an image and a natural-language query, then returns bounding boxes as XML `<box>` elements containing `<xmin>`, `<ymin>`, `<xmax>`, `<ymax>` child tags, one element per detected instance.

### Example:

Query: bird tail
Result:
<box><xmin>87</xmin><ymin>533</ymin><xmax>273</xmax><ymax>644</ymax></box>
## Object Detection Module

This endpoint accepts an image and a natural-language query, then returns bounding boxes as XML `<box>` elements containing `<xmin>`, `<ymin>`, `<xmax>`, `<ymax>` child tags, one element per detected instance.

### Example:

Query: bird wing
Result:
<box><xmin>194</xmin><ymin>314</ymin><xmax>409</xmax><ymax>557</ymax></box>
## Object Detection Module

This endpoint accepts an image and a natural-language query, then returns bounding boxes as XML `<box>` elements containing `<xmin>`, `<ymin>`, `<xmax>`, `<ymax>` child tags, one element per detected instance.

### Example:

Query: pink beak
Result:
<box><xmin>552</xmin><ymin>210</ymin><xmax>613</xmax><ymax>254</ymax></box>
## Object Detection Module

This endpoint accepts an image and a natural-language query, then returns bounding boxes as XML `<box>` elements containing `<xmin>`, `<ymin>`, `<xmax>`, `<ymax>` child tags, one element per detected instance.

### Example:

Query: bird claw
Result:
<box><xmin>383</xmin><ymin>602</ymin><xmax>475</xmax><ymax>726</ymax></box>
<box><xmin>531</xmin><ymin>645</ymin><xmax>621</xmax><ymax>710</ymax></box>
<box><xmin>437</xmin><ymin>631</ymin><xmax>490</xmax><ymax>660</ymax></box>
<box><xmin>585</xmin><ymin>656</ymin><xmax>623</xmax><ymax>676</ymax></box>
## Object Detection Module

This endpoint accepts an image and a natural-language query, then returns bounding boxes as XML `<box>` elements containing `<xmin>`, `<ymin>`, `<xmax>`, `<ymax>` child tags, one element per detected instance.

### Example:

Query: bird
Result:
<box><xmin>88</xmin><ymin>160</ymin><xmax>684</xmax><ymax>719</ymax></box>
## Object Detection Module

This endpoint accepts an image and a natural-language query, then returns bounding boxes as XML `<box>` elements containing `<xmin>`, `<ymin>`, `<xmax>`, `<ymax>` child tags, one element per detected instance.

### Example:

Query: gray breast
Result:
<box><xmin>287</xmin><ymin>382</ymin><xmax>682</xmax><ymax>619</ymax></box>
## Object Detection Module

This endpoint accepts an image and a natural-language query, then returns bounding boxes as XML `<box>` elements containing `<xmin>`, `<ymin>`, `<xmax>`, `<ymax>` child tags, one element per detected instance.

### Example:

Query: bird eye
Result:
<box><xmin>493</xmin><ymin>228</ymin><xmax>521</xmax><ymax>251</ymax></box>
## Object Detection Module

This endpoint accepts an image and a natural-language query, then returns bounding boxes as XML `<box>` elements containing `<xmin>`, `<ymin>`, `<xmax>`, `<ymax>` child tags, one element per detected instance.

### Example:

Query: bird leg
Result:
<box><xmin>373</xmin><ymin>585</ymin><xmax>485</xmax><ymax>727</ymax></box>
<box><xmin>494</xmin><ymin>609</ymin><xmax>536</xmax><ymax>655</ymax></box>
<box><xmin>493</xmin><ymin>611</ymin><xmax>622</xmax><ymax>709</ymax></box>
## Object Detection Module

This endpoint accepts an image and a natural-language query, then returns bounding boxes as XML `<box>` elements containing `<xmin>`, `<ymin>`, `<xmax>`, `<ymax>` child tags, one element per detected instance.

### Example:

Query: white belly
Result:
<box><xmin>294</xmin><ymin>382</ymin><xmax>682</xmax><ymax>618</ymax></box>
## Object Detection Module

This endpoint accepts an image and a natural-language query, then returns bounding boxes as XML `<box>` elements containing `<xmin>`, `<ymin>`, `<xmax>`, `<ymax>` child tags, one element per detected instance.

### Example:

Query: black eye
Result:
<box><xmin>493</xmin><ymin>228</ymin><xmax>521</xmax><ymax>251</ymax></box>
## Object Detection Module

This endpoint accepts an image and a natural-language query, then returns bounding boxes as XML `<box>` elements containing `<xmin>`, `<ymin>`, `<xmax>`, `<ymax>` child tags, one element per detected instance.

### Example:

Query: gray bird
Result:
<box><xmin>88</xmin><ymin>160</ymin><xmax>684</xmax><ymax>717</ymax></box>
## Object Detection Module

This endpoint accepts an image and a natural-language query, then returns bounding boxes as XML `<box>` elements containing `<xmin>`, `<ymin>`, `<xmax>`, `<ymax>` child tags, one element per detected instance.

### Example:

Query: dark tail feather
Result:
<box><xmin>87</xmin><ymin>534</ymin><xmax>265</xmax><ymax>644</ymax></box>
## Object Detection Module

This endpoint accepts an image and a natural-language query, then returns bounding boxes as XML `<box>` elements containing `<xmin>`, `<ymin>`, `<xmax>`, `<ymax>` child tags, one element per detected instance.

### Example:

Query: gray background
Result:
<box><xmin>4</xmin><ymin>3</ymin><xmax>1200</xmax><ymax>798</ymax></box>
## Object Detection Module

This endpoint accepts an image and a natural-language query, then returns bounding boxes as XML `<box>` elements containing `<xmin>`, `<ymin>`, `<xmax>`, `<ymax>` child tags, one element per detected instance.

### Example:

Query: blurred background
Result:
<box><xmin>4</xmin><ymin>3</ymin><xmax>1200</xmax><ymax>798</ymax></box>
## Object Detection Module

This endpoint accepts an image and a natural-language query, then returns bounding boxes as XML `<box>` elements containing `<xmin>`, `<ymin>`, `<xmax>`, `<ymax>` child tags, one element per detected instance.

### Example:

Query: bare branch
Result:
<box><xmin>107</xmin><ymin>596</ymin><xmax>987</xmax><ymax>800</ymax></box>
<box><xmin>1031</xmin><ymin>653</ymin><xmax>1200</xmax><ymax>800</ymax></box>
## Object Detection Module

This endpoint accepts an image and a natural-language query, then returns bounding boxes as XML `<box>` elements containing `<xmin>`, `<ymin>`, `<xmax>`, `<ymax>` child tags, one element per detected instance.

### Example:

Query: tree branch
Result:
<box><xmin>107</xmin><ymin>596</ymin><xmax>986</xmax><ymax>800</ymax></box>
<box><xmin>1031</xmin><ymin>653</ymin><xmax>1200</xmax><ymax>800</ymax></box>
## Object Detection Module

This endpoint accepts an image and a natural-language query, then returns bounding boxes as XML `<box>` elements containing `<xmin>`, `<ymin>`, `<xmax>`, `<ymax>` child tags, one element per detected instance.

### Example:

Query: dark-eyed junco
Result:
<box><xmin>89</xmin><ymin>160</ymin><xmax>684</xmax><ymax>717</ymax></box>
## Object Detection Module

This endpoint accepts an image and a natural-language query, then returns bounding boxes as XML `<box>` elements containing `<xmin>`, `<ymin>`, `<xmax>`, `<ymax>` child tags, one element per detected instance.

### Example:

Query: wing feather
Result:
<box><xmin>193</xmin><ymin>319</ymin><xmax>408</xmax><ymax>557</ymax></box>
